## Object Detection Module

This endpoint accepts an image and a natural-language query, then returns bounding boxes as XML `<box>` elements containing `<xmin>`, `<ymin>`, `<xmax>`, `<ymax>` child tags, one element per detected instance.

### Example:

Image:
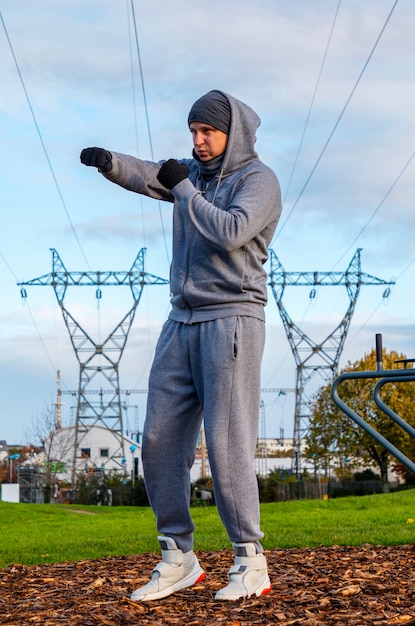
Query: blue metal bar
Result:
<box><xmin>373</xmin><ymin>376</ymin><xmax>415</xmax><ymax>439</ymax></box>
<box><xmin>331</xmin><ymin>367</ymin><xmax>415</xmax><ymax>475</ymax></box>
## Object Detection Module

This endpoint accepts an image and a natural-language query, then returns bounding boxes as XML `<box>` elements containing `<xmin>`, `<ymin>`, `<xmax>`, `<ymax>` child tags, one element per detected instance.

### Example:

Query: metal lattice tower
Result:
<box><xmin>256</xmin><ymin>400</ymin><xmax>267</xmax><ymax>477</ymax></box>
<box><xmin>18</xmin><ymin>248</ymin><xmax>169</xmax><ymax>482</ymax></box>
<box><xmin>268</xmin><ymin>248</ymin><xmax>395</xmax><ymax>474</ymax></box>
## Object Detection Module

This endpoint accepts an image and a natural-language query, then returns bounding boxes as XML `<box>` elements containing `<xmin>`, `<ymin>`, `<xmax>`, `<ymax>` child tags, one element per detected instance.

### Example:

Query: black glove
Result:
<box><xmin>80</xmin><ymin>147</ymin><xmax>113</xmax><ymax>172</ymax></box>
<box><xmin>157</xmin><ymin>159</ymin><xmax>189</xmax><ymax>190</ymax></box>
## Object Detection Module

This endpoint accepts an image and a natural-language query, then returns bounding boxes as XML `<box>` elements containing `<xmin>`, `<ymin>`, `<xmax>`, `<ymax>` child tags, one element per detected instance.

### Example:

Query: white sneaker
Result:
<box><xmin>214</xmin><ymin>542</ymin><xmax>272</xmax><ymax>601</ymax></box>
<box><xmin>130</xmin><ymin>536</ymin><xmax>205</xmax><ymax>602</ymax></box>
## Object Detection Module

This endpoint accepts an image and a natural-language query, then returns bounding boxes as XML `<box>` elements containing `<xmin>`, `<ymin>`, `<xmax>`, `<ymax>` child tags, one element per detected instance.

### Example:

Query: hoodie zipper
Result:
<box><xmin>181</xmin><ymin>170</ymin><xmax>224</xmax><ymax>321</ymax></box>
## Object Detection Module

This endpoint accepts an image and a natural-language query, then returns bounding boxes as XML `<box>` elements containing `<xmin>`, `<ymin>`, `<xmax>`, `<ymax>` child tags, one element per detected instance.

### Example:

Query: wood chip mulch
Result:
<box><xmin>1</xmin><ymin>544</ymin><xmax>415</xmax><ymax>625</ymax></box>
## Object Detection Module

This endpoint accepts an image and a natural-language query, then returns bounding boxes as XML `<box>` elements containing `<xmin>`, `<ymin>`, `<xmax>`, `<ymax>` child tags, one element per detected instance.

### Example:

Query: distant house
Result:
<box><xmin>256</xmin><ymin>437</ymin><xmax>295</xmax><ymax>456</ymax></box>
<box><xmin>0</xmin><ymin>441</ymin><xmax>8</xmax><ymax>463</ymax></box>
<box><xmin>44</xmin><ymin>425</ymin><xmax>143</xmax><ymax>483</ymax></box>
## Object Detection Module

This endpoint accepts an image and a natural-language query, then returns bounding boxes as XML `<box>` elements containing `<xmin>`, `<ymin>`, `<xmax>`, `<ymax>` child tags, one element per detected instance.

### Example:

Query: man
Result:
<box><xmin>81</xmin><ymin>89</ymin><xmax>282</xmax><ymax>601</ymax></box>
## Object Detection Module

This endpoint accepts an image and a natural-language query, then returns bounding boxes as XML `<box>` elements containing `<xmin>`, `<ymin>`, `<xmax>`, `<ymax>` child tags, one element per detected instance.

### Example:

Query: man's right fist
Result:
<box><xmin>80</xmin><ymin>147</ymin><xmax>112</xmax><ymax>172</ymax></box>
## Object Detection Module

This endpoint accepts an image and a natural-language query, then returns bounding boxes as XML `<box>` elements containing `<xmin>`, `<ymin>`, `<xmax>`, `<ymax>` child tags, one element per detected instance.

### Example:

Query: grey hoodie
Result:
<box><xmin>104</xmin><ymin>90</ymin><xmax>282</xmax><ymax>324</ymax></box>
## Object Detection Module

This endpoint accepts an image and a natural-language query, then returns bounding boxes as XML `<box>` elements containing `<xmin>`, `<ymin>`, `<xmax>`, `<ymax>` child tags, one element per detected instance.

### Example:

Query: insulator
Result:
<box><xmin>309</xmin><ymin>288</ymin><xmax>316</xmax><ymax>299</ymax></box>
<box><xmin>382</xmin><ymin>287</ymin><xmax>390</xmax><ymax>299</ymax></box>
<box><xmin>20</xmin><ymin>287</ymin><xmax>27</xmax><ymax>299</ymax></box>
<box><xmin>96</xmin><ymin>288</ymin><xmax>102</xmax><ymax>299</ymax></box>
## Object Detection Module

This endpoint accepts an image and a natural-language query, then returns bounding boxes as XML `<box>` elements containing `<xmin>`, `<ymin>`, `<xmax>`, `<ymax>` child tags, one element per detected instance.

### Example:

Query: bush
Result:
<box><xmin>73</xmin><ymin>471</ymin><xmax>149</xmax><ymax>506</ymax></box>
<box><xmin>328</xmin><ymin>480</ymin><xmax>384</xmax><ymax>498</ymax></box>
<box><xmin>353</xmin><ymin>469</ymin><xmax>381</xmax><ymax>481</ymax></box>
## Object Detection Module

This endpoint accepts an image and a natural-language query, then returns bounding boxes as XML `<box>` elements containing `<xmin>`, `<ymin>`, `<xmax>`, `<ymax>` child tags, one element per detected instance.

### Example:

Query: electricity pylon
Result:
<box><xmin>268</xmin><ymin>248</ymin><xmax>394</xmax><ymax>474</ymax></box>
<box><xmin>256</xmin><ymin>400</ymin><xmax>267</xmax><ymax>477</ymax></box>
<box><xmin>18</xmin><ymin>248</ymin><xmax>169</xmax><ymax>482</ymax></box>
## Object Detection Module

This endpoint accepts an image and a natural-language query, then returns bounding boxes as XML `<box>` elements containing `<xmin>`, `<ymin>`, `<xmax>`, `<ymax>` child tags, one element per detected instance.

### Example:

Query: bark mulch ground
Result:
<box><xmin>1</xmin><ymin>544</ymin><xmax>415</xmax><ymax>625</ymax></box>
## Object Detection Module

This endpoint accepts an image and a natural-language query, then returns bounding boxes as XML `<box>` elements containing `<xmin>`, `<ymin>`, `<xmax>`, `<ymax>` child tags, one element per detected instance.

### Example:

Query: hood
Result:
<box><xmin>213</xmin><ymin>89</ymin><xmax>260</xmax><ymax>175</ymax></box>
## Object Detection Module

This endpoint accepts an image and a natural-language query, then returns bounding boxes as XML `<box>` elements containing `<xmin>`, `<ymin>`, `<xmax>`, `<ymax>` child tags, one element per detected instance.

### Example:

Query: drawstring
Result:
<box><xmin>212</xmin><ymin>168</ymin><xmax>224</xmax><ymax>205</ymax></box>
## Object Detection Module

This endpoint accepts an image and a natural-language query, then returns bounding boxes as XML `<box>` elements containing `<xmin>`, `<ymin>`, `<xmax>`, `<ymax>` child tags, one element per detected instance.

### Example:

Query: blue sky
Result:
<box><xmin>0</xmin><ymin>0</ymin><xmax>414</xmax><ymax>445</ymax></box>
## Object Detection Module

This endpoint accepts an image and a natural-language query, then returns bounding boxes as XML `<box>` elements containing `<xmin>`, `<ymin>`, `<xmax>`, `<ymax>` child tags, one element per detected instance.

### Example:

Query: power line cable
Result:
<box><xmin>270</xmin><ymin>2</ymin><xmax>406</xmax><ymax>372</ymax></box>
<box><xmin>129</xmin><ymin>0</ymin><xmax>154</xmax><ymax>159</ymax></box>
<box><xmin>127</xmin><ymin>1</ymin><xmax>147</xmax><ymax>245</ymax></box>
<box><xmin>326</xmin><ymin>149</ymin><xmax>415</xmax><ymax>348</ymax></box>
<box><xmin>0</xmin><ymin>249</ymin><xmax>19</xmax><ymax>281</ymax></box>
<box><xmin>0</xmin><ymin>10</ymin><xmax>90</xmax><ymax>270</ymax></box>
<box><xmin>344</xmin><ymin>297</ymin><xmax>389</xmax><ymax>351</ymax></box>
<box><xmin>395</xmin><ymin>249</ymin><xmax>415</xmax><ymax>281</ymax></box>
<box><xmin>272</xmin><ymin>0</ymin><xmax>402</xmax><ymax>371</ymax></box>
<box><xmin>126</xmin><ymin>1</ymin><xmax>171</xmax><ymax>395</ymax></box>
<box><xmin>274</xmin><ymin>0</ymin><xmax>399</xmax><ymax>240</ymax></box>
<box><xmin>282</xmin><ymin>0</ymin><xmax>342</xmax><ymax>206</ymax></box>
<box><xmin>2</xmin><ymin>9</ymin><xmax>95</xmax><ymax>396</ymax></box>
<box><xmin>127</xmin><ymin>0</ymin><xmax>141</xmax><ymax>163</ymax></box>
<box><xmin>129</xmin><ymin>0</ymin><xmax>170</xmax><ymax>265</ymax></box>
<box><xmin>267</xmin><ymin>0</ymin><xmax>342</xmax><ymax>372</ymax></box>
<box><xmin>20</xmin><ymin>297</ymin><xmax>60</xmax><ymax>376</ymax></box>
<box><xmin>332</xmin><ymin>149</ymin><xmax>415</xmax><ymax>270</ymax></box>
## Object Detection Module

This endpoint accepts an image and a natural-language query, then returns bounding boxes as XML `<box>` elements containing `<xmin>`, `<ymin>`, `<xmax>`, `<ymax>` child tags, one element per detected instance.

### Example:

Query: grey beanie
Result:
<box><xmin>188</xmin><ymin>90</ymin><xmax>231</xmax><ymax>135</ymax></box>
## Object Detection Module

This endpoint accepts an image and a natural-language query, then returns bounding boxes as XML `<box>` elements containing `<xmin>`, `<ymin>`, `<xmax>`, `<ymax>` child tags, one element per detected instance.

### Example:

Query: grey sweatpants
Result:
<box><xmin>142</xmin><ymin>316</ymin><xmax>265</xmax><ymax>554</ymax></box>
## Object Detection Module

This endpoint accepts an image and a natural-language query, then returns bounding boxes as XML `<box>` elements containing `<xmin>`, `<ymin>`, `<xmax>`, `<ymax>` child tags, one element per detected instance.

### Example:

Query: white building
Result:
<box><xmin>0</xmin><ymin>440</ymin><xmax>8</xmax><ymax>463</ymax></box>
<box><xmin>46</xmin><ymin>425</ymin><xmax>143</xmax><ymax>482</ymax></box>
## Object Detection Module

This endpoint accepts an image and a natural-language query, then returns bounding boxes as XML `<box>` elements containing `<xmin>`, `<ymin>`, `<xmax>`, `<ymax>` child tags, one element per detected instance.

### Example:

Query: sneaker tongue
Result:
<box><xmin>158</xmin><ymin>536</ymin><xmax>178</xmax><ymax>551</ymax></box>
<box><xmin>234</xmin><ymin>543</ymin><xmax>257</xmax><ymax>557</ymax></box>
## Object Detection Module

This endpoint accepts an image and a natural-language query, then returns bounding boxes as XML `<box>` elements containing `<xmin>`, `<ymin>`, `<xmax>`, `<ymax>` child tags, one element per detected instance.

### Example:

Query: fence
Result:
<box><xmin>258</xmin><ymin>479</ymin><xmax>384</xmax><ymax>502</ymax></box>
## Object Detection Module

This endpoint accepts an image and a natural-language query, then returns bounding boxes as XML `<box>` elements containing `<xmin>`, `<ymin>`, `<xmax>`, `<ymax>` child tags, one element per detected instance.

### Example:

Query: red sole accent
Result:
<box><xmin>260</xmin><ymin>584</ymin><xmax>272</xmax><ymax>596</ymax></box>
<box><xmin>195</xmin><ymin>572</ymin><xmax>206</xmax><ymax>584</ymax></box>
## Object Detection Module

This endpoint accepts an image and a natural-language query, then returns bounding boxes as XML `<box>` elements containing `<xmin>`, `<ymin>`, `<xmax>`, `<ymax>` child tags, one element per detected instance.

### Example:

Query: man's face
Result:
<box><xmin>189</xmin><ymin>122</ymin><xmax>228</xmax><ymax>161</ymax></box>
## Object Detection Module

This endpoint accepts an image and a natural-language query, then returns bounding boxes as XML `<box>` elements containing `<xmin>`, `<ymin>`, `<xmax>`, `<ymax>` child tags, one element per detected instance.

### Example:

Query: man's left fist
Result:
<box><xmin>157</xmin><ymin>159</ymin><xmax>189</xmax><ymax>190</ymax></box>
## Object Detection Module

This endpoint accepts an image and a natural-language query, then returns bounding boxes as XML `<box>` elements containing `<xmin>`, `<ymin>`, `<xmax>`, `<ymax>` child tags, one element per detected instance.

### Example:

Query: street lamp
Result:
<box><xmin>129</xmin><ymin>445</ymin><xmax>137</xmax><ymax>484</ymax></box>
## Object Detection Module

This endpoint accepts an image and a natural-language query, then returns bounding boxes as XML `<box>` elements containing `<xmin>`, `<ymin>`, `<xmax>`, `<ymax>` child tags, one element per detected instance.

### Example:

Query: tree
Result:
<box><xmin>305</xmin><ymin>348</ymin><xmax>415</xmax><ymax>489</ymax></box>
<box><xmin>25</xmin><ymin>401</ymin><xmax>74</xmax><ymax>501</ymax></box>
<box><xmin>306</xmin><ymin>383</ymin><xmax>359</xmax><ymax>478</ymax></box>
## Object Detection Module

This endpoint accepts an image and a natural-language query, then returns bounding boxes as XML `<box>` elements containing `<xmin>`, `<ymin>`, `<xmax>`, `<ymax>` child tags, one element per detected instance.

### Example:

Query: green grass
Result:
<box><xmin>1</xmin><ymin>490</ymin><xmax>415</xmax><ymax>567</ymax></box>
